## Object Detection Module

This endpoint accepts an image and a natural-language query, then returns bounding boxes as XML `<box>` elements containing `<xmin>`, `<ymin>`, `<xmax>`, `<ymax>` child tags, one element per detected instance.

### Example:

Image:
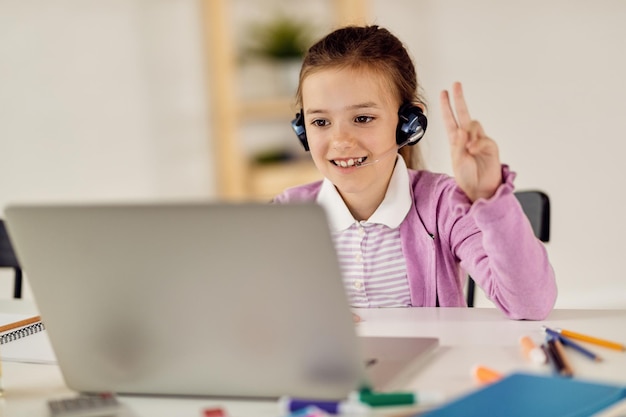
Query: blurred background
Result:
<box><xmin>1</xmin><ymin>0</ymin><xmax>625</xmax><ymax>309</ymax></box>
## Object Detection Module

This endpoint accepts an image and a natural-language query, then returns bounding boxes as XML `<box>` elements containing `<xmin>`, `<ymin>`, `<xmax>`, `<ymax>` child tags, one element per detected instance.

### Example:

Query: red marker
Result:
<box><xmin>203</xmin><ymin>408</ymin><xmax>226</xmax><ymax>417</ymax></box>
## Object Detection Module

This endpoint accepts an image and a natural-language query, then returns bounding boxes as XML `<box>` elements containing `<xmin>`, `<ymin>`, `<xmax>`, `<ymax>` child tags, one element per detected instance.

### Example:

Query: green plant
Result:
<box><xmin>245</xmin><ymin>15</ymin><xmax>314</xmax><ymax>60</ymax></box>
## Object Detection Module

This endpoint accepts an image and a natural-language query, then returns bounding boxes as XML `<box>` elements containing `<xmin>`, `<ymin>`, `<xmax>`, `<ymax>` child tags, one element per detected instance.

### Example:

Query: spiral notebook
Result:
<box><xmin>0</xmin><ymin>314</ymin><xmax>57</xmax><ymax>364</ymax></box>
<box><xmin>5</xmin><ymin>202</ymin><xmax>438</xmax><ymax>399</ymax></box>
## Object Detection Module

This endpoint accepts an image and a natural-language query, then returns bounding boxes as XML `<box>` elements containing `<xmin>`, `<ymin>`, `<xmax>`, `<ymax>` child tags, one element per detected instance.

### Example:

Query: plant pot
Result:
<box><xmin>274</xmin><ymin>58</ymin><xmax>302</xmax><ymax>96</ymax></box>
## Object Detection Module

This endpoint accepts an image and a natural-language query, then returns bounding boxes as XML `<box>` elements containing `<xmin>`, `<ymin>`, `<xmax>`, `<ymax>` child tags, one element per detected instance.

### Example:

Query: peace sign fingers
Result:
<box><xmin>440</xmin><ymin>81</ymin><xmax>472</xmax><ymax>136</ymax></box>
<box><xmin>439</xmin><ymin>81</ymin><xmax>503</xmax><ymax>202</ymax></box>
<box><xmin>451</xmin><ymin>81</ymin><xmax>472</xmax><ymax>127</ymax></box>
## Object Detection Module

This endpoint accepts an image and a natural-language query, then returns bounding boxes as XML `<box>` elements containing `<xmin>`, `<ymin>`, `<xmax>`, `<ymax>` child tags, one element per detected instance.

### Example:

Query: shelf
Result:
<box><xmin>238</xmin><ymin>97</ymin><xmax>296</xmax><ymax>122</ymax></box>
<box><xmin>202</xmin><ymin>0</ymin><xmax>369</xmax><ymax>200</ymax></box>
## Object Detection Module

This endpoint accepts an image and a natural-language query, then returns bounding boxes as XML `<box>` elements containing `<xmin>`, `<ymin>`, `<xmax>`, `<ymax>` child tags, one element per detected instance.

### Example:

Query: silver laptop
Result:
<box><xmin>5</xmin><ymin>201</ymin><xmax>437</xmax><ymax>399</ymax></box>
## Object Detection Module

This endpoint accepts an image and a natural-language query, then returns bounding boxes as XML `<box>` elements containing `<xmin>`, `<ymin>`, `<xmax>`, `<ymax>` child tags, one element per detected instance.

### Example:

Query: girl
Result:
<box><xmin>273</xmin><ymin>25</ymin><xmax>556</xmax><ymax>320</ymax></box>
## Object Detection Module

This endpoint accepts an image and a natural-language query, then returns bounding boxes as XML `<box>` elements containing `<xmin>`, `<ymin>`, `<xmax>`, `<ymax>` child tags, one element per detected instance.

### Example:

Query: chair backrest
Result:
<box><xmin>466</xmin><ymin>190</ymin><xmax>550</xmax><ymax>307</ymax></box>
<box><xmin>514</xmin><ymin>190</ymin><xmax>550</xmax><ymax>242</ymax></box>
<box><xmin>0</xmin><ymin>219</ymin><xmax>23</xmax><ymax>298</ymax></box>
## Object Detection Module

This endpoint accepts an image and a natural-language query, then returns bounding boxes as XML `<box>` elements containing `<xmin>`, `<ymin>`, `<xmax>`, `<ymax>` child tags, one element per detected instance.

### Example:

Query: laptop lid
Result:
<box><xmin>5</xmin><ymin>201</ymin><xmax>437</xmax><ymax>399</ymax></box>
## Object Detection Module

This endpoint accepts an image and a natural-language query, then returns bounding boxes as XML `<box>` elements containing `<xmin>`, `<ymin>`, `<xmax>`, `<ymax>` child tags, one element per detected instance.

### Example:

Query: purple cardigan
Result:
<box><xmin>273</xmin><ymin>166</ymin><xmax>557</xmax><ymax>320</ymax></box>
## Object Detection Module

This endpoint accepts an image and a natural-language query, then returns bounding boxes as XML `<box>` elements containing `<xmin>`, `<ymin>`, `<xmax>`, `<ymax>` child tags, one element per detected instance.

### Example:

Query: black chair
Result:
<box><xmin>0</xmin><ymin>219</ymin><xmax>23</xmax><ymax>299</ymax></box>
<box><xmin>466</xmin><ymin>190</ymin><xmax>551</xmax><ymax>307</ymax></box>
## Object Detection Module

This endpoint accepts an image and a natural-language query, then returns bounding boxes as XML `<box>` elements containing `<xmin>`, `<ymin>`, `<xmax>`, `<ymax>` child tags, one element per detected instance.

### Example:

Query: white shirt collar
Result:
<box><xmin>316</xmin><ymin>155</ymin><xmax>412</xmax><ymax>232</ymax></box>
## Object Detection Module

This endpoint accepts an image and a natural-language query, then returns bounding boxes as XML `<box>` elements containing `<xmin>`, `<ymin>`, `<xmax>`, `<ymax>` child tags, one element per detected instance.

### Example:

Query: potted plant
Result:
<box><xmin>243</xmin><ymin>15</ymin><xmax>315</xmax><ymax>94</ymax></box>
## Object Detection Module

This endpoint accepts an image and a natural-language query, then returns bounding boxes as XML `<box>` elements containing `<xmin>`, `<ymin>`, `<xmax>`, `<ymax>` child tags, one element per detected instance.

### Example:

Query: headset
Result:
<box><xmin>290</xmin><ymin>103</ymin><xmax>427</xmax><ymax>152</ymax></box>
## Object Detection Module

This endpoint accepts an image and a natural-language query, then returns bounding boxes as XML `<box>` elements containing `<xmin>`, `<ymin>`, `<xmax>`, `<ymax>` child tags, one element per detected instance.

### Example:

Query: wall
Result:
<box><xmin>0</xmin><ymin>0</ymin><xmax>214</xmax><ymax>210</ymax></box>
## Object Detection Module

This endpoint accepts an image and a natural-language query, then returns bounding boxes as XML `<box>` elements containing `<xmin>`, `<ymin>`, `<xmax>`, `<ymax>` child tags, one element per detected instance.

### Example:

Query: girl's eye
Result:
<box><xmin>355</xmin><ymin>115</ymin><xmax>374</xmax><ymax>123</ymax></box>
<box><xmin>311</xmin><ymin>119</ymin><xmax>329</xmax><ymax>127</ymax></box>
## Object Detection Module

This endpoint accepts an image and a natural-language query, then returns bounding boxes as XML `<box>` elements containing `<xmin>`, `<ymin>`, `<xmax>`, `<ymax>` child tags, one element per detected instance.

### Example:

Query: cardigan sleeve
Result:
<box><xmin>271</xmin><ymin>181</ymin><xmax>323</xmax><ymax>204</ymax></box>
<box><xmin>445</xmin><ymin>166</ymin><xmax>557</xmax><ymax>320</ymax></box>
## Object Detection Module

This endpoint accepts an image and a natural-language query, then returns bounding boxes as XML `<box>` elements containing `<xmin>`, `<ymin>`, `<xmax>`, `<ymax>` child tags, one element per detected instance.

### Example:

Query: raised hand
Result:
<box><xmin>440</xmin><ymin>82</ymin><xmax>502</xmax><ymax>202</ymax></box>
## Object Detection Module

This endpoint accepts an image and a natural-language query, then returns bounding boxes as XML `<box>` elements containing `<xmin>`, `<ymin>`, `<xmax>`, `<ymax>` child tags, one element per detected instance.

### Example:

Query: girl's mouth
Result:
<box><xmin>331</xmin><ymin>157</ymin><xmax>366</xmax><ymax>167</ymax></box>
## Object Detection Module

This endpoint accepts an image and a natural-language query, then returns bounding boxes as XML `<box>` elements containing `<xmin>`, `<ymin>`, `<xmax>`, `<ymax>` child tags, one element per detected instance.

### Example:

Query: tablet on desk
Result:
<box><xmin>5</xmin><ymin>202</ymin><xmax>438</xmax><ymax>399</ymax></box>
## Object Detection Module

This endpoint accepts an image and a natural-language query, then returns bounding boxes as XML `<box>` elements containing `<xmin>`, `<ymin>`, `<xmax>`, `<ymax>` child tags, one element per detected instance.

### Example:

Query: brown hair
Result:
<box><xmin>296</xmin><ymin>25</ymin><xmax>426</xmax><ymax>170</ymax></box>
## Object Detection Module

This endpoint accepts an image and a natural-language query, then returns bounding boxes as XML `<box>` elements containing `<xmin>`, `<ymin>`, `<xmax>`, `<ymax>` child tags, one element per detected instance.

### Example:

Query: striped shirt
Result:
<box><xmin>332</xmin><ymin>221</ymin><xmax>411</xmax><ymax>307</ymax></box>
<box><xmin>317</xmin><ymin>156</ymin><xmax>413</xmax><ymax>308</ymax></box>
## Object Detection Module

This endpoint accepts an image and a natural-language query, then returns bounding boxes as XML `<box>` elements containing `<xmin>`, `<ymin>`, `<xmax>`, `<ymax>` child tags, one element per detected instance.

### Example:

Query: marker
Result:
<box><xmin>556</xmin><ymin>328</ymin><xmax>626</xmax><ymax>352</ymax></box>
<box><xmin>279</xmin><ymin>396</ymin><xmax>370</xmax><ymax>415</ymax></box>
<box><xmin>519</xmin><ymin>335</ymin><xmax>547</xmax><ymax>364</ymax></box>
<box><xmin>472</xmin><ymin>365</ymin><xmax>503</xmax><ymax>385</ymax></box>
<box><xmin>349</xmin><ymin>389</ymin><xmax>444</xmax><ymax>407</ymax></box>
<box><xmin>203</xmin><ymin>408</ymin><xmax>226</xmax><ymax>417</ymax></box>
<box><xmin>543</xmin><ymin>327</ymin><xmax>603</xmax><ymax>362</ymax></box>
<box><xmin>285</xmin><ymin>406</ymin><xmax>329</xmax><ymax>417</ymax></box>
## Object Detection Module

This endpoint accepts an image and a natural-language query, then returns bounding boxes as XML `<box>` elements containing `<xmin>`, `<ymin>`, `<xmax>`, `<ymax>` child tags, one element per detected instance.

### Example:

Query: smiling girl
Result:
<box><xmin>273</xmin><ymin>25</ymin><xmax>556</xmax><ymax>320</ymax></box>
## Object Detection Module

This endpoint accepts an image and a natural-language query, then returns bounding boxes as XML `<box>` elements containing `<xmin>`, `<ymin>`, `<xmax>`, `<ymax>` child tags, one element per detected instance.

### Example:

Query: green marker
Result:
<box><xmin>350</xmin><ymin>389</ymin><xmax>444</xmax><ymax>407</ymax></box>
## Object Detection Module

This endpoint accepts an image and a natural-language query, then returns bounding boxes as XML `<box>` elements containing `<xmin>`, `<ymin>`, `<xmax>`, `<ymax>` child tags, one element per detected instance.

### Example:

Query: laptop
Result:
<box><xmin>5</xmin><ymin>201</ymin><xmax>438</xmax><ymax>399</ymax></box>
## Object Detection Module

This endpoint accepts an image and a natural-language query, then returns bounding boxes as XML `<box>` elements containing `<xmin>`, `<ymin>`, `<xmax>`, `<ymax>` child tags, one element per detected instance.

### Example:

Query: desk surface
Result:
<box><xmin>2</xmin><ymin>300</ymin><xmax>626</xmax><ymax>417</ymax></box>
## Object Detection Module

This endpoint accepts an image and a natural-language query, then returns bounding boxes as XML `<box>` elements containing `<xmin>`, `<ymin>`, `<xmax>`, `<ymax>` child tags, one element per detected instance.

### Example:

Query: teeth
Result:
<box><xmin>334</xmin><ymin>157</ymin><xmax>365</xmax><ymax>167</ymax></box>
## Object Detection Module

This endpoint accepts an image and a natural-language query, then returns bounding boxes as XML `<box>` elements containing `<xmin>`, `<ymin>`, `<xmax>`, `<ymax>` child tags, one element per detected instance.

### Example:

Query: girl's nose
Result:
<box><xmin>330</xmin><ymin>122</ymin><xmax>356</xmax><ymax>150</ymax></box>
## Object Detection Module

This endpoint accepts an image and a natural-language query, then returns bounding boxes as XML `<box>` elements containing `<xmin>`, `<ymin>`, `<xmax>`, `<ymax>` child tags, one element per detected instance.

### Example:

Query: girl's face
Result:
<box><xmin>301</xmin><ymin>67</ymin><xmax>400</xmax><ymax>203</ymax></box>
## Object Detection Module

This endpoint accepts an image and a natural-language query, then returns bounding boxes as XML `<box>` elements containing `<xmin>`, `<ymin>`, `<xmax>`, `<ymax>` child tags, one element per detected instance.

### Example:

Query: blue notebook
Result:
<box><xmin>421</xmin><ymin>372</ymin><xmax>626</xmax><ymax>417</ymax></box>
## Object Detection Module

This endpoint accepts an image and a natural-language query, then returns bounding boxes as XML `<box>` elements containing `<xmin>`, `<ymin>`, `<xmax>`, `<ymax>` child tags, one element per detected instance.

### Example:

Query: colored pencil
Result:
<box><xmin>551</xmin><ymin>336</ymin><xmax>575</xmax><ymax>376</ymax></box>
<box><xmin>0</xmin><ymin>315</ymin><xmax>42</xmax><ymax>334</ymax></box>
<box><xmin>543</xmin><ymin>336</ymin><xmax>573</xmax><ymax>377</ymax></box>
<box><xmin>557</xmin><ymin>328</ymin><xmax>625</xmax><ymax>352</ymax></box>
<box><xmin>543</xmin><ymin>327</ymin><xmax>603</xmax><ymax>362</ymax></box>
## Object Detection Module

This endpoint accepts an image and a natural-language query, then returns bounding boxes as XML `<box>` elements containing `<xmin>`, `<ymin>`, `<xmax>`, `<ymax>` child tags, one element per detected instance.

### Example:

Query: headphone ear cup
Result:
<box><xmin>396</xmin><ymin>103</ymin><xmax>428</xmax><ymax>146</ymax></box>
<box><xmin>291</xmin><ymin>111</ymin><xmax>309</xmax><ymax>151</ymax></box>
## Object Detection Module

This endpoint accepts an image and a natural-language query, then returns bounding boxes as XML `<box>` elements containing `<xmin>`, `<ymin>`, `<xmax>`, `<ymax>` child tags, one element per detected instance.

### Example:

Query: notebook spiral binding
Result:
<box><xmin>0</xmin><ymin>321</ymin><xmax>46</xmax><ymax>345</ymax></box>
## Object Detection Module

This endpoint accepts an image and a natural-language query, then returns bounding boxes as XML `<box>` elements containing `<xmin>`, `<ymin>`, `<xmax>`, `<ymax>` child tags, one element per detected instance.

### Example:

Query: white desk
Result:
<box><xmin>2</xmin><ymin>299</ymin><xmax>626</xmax><ymax>417</ymax></box>
<box><xmin>355</xmin><ymin>307</ymin><xmax>626</xmax><ymax>398</ymax></box>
